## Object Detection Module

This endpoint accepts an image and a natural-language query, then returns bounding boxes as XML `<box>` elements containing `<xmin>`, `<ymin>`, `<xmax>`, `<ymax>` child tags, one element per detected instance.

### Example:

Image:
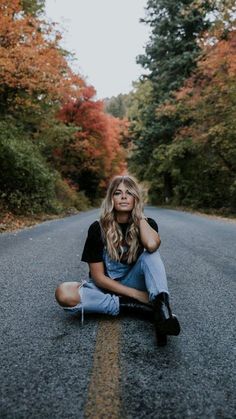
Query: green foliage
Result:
<box><xmin>129</xmin><ymin>0</ymin><xmax>212</xmax><ymax>197</ymax></box>
<box><xmin>20</xmin><ymin>0</ymin><xmax>45</xmax><ymax>16</ymax></box>
<box><xmin>0</xmin><ymin>120</ymin><xmax>55</xmax><ymax>213</ymax></box>
<box><xmin>0</xmin><ymin>0</ymin><xmax>124</xmax><ymax>216</ymax></box>
<box><xmin>147</xmin><ymin>139</ymin><xmax>235</xmax><ymax>209</ymax></box>
<box><xmin>138</xmin><ymin>0</ymin><xmax>212</xmax><ymax>99</ymax></box>
<box><xmin>37</xmin><ymin>116</ymin><xmax>81</xmax><ymax>161</ymax></box>
<box><xmin>0</xmin><ymin>118</ymin><xmax>92</xmax><ymax>214</ymax></box>
<box><xmin>105</xmin><ymin>94</ymin><xmax>128</xmax><ymax>118</ymax></box>
<box><xmin>128</xmin><ymin>0</ymin><xmax>236</xmax><ymax>211</ymax></box>
<box><xmin>54</xmin><ymin>177</ymin><xmax>90</xmax><ymax>211</ymax></box>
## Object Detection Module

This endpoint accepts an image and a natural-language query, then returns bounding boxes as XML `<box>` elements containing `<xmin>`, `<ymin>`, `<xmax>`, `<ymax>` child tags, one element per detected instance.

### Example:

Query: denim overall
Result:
<box><xmin>103</xmin><ymin>246</ymin><xmax>131</xmax><ymax>279</ymax></box>
<box><xmin>63</xmin><ymin>246</ymin><xmax>169</xmax><ymax>322</ymax></box>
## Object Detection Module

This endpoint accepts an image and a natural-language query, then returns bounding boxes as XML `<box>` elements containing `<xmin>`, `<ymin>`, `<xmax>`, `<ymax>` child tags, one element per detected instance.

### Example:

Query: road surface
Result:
<box><xmin>0</xmin><ymin>208</ymin><xmax>235</xmax><ymax>418</ymax></box>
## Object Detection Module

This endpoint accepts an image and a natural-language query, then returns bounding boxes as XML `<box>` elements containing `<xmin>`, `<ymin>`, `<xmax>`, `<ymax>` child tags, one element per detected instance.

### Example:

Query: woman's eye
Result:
<box><xmin>114</xmin><ymin>190</ymin><xmax>133</xmax><ymax>196</ymax></box>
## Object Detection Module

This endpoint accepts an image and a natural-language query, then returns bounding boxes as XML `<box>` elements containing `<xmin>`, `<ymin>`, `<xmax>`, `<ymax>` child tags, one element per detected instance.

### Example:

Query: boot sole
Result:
<box><xmin>157</xmin><ymin>315</ymin><xmax>181</xmax><ymax>336</ymax></box>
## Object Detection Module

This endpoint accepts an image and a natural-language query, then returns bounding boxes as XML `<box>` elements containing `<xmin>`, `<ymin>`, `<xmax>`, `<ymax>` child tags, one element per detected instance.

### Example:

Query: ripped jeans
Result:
<box><xmin>63</xmin><ymin>249</ymin><xmax>168</xmax><ymax>319</ymax></box>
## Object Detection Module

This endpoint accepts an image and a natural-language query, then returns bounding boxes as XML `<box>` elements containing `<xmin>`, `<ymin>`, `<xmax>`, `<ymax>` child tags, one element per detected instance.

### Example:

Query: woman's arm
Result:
<box><xmin>89</xmin><ymin>262</ymin><xmax>149</xmax><ymax>303</ymax></box>
<box><xmin>139</xmin><ymin>218</ymin><xmax>161</xmax><ymax>253</ymax></box>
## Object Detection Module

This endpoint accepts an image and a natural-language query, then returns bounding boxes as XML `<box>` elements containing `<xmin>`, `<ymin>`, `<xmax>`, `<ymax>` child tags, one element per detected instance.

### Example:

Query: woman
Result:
<box><xmin>55</xmin><ymin>175</ymin><xmax>180</xmax><ymax>346</ymax></box>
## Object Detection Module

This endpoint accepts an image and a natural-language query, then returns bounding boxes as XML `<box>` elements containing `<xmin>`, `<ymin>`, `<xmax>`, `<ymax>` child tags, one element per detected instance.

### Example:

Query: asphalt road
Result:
<box><xmin>0</xmin><ymin>208</ymin><xmax>235</xmax><ymax>418</ymax></box>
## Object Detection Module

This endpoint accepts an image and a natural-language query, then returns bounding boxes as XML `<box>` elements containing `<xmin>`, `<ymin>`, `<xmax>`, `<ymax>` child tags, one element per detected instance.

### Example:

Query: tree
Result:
<box><xmin>0</xmin><ymin>0</ymin><xmax>84</xmax><ymax>124</ymax></box>
<box><xmin>105</xmin><ymin>94</ymin><xmax>127</xmax><ymax>119</ymax></box>
<box><xmin>56</xmin><ymin>86</ymin><xmax>126</xmax><ymax>201</ymax></box>
<box><xmin>0</xmin><ymin>0</ymin><xmax>111</xmax><ymax>213</ymax></box>
<box><xmin>137</xmin><ymin>0</ymin><xmax>212</xmax><ymax>99</ymax></box>
<box><xmin>149</xmin><ymin>27</ymin><xmax>236</xmax><ymax>210</ymax></box>
<box><xmin>129</xmin><ymin>0</ymin><xmax>214</xmax><ymax>202</ymax></box>
<box><xmin>0</xmin><ymin>0</ymin><xmax>126</xmax><ymax>213</ymax></box>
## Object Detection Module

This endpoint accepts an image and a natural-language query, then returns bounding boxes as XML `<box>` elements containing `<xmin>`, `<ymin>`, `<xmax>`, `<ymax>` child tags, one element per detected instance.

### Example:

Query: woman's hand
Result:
<box><xmin>132</xmin><ymin>289</ymin><xmax>149</xmax><ymax>304</ymax></box>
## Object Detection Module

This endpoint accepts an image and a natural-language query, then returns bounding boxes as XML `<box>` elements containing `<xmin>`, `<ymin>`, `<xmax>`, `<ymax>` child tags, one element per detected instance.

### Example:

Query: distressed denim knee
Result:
<box><xmin>63</xmin><ymin>281</ymin><xmax>120</xmax><ymax>324</ymax></box>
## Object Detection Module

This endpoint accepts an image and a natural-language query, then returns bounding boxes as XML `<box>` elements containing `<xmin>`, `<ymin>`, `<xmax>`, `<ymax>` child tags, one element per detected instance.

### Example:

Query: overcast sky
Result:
<box><xmin>45</xmin><ymin>0</ymin><xmax>149</xmax><ymax>99</ymax></box>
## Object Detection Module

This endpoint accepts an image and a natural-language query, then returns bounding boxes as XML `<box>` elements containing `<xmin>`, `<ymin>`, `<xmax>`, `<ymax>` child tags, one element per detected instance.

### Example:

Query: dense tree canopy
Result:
<box><xmin>1</xmin><ymin>0</ymin><xmax>235</xmax><ymax>216</ymax></box>
<box><xmin>0</xmin><ymin>0</ymin><xmax>126</xmax><ymax>214</ymax></box>
<box><xmin>128</xmin><ymin>0</ymin><xmax>236</xmax><ymax>212</ymax></box>
<box><xmin>56</xmin><ymin>85</ymin><xmax>126</xmax><ymax>200</ymax></box>
<box><xmin>160</xmin><ymin>29</ymin><xmax>236</xmax><ymax>208</ymax></box>
<box><xmin>137</xmin><ymin>0</ymin><xmax>212</xmax><ymax>99</ymax></box>
<box><xmin>129</xmin><ymin>0</ymin><xmax>212</xmax><ymax>201</ymax></box>
<box><xmin>104</xmin><ymin>93</ymin><xmax>131</xmax><ymax>119</ymax></box>
<box><xmin>0</xmin><ymin>0</ymin><xmax>83</xmax><ymax>120</ymax></box>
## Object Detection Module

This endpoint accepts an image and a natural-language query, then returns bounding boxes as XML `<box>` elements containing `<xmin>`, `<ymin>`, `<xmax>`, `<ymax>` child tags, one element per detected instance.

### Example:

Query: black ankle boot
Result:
<box><xmin>119</xmin><ymin>297</ymin><xmax>154</xmax><ymax>321</ymax></box>
<box><xmin>153</xmin><ymin>292</ymin><xmax>181</xmax><ymax>346</ymax></box>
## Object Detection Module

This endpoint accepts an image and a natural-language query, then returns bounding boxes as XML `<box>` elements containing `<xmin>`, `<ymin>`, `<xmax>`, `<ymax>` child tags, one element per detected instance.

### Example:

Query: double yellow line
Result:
<box><xmin>84</xmin><ymin>319</ymin><xmax>121</xmax><ymax>419</ymax></box>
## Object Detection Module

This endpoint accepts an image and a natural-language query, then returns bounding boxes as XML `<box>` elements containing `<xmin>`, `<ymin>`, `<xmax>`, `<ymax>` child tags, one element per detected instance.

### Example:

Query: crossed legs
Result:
<box><xmin>55</xmin><ymin>250</ymin><xmax>168</xmax><ymax>311</ymax></box>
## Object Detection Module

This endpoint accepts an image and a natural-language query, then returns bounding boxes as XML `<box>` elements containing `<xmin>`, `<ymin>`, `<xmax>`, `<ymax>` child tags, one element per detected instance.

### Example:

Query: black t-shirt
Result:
<box><xmin>81</xmin><ymin>218</ymin><xmax>159</xmax><ymax>265</ymax></box>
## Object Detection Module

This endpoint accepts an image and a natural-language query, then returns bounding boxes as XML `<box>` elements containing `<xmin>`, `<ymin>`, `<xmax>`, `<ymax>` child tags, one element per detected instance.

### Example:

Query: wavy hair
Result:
<box><xmin>100</xmin><ymin>175</ymin><xmax>143</xmax><ymax>263</ymax></box>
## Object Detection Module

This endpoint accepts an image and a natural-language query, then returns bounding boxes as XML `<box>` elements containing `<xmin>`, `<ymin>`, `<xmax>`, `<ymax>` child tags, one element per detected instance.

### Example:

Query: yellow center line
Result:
<box><xmin>84</xmin><ymin>318</ymin><xmax>121</xmax><ymax>419</ymax></box>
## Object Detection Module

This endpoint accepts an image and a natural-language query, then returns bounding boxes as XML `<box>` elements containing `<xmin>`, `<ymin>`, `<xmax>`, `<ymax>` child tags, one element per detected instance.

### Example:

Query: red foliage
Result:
<box><xmin>157</xmin><ymin>30</ymin><xmax>236</xmax><ymax>176</ymax></box>
<box><xmin>0</xmin><ymin>0</ymin><xmax>126</xmax><ymax>197</ymax></box>
<box><xmin>57</xmin><ymin>85</ymin><xmax>126</xmax><ymax>186</ymax></box>
<box><xmin>176</xmin><ymin>31</ymin><xmax>236</xmax><ymax>102</ymax></box>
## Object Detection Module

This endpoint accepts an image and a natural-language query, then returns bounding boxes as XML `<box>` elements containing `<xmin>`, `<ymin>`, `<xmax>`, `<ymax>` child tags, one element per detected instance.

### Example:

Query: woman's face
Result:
<box><xmin>113</xmin><ymin>182</ymin><xmax>135</xmax><ymax>212</ymax></box>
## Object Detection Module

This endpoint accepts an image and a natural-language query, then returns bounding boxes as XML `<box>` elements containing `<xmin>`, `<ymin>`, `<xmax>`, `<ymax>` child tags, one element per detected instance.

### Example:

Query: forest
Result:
<box><xmin>0</xmin><ymin>0</ymin><xmax>126</xmax><ymax>223</ymax></box>
<box><xmin>0</xmin><ymin>0</ymin><xmax>236</xmax><ymax>226</ymax></box>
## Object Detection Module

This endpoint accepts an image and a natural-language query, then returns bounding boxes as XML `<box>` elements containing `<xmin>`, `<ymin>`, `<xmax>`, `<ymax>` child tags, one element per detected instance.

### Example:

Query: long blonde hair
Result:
<box><xmin>100</xmin><ymin>175</ymin><xmax>143</xmax><ymax>263</ymax></box>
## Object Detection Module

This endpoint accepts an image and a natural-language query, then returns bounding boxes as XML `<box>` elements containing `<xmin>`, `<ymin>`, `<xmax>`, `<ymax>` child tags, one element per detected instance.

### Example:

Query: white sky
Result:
<box><xmin>45</xmin><ymin>0</ymin><xmax>149</xmax><ymax>99</ymax></box>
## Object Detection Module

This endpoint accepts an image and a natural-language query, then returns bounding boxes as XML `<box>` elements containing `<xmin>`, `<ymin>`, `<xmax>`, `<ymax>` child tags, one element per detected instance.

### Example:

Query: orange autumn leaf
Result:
<box><xmin>0</xmin><ymin>0</ymin><xmax>84</xmax><ymax>109</ymax></box>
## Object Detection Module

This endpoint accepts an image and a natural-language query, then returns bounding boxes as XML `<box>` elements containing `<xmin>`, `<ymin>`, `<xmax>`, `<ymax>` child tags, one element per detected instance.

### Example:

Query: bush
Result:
<box><xmin>0</xmin><ymin>120</ymin><xmax>56</xmax><ymax>213</ymax></box>
<box><xmin>54</xmin><ymin>177</ymin><xmax>90</xmax><ymax>211</ymax></box>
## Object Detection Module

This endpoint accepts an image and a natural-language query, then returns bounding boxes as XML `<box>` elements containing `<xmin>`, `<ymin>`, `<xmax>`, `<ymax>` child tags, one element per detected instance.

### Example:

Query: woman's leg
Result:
<box><xmin>120</xmin><ymin>250</ymin><xmax>168</xmax><ymax>301</ymax></box>
<box><xmin>55</xmin><ymin>281</ymin><xmax>119</xmax><ymax>316</ymax></box>
<box><xmin>139</xmin><ymin>250</ymin><xmax>169</xmax><ymax>301</ymax></box>
<box><xmin>120</xmin><ymin>250</ymin><xmax>180</xmax><ymax>345</ymax></box>
<box><xmin>55</xmin><ymin>281</ymin><xmax>81</xmax><ymax>307</ymax></box>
